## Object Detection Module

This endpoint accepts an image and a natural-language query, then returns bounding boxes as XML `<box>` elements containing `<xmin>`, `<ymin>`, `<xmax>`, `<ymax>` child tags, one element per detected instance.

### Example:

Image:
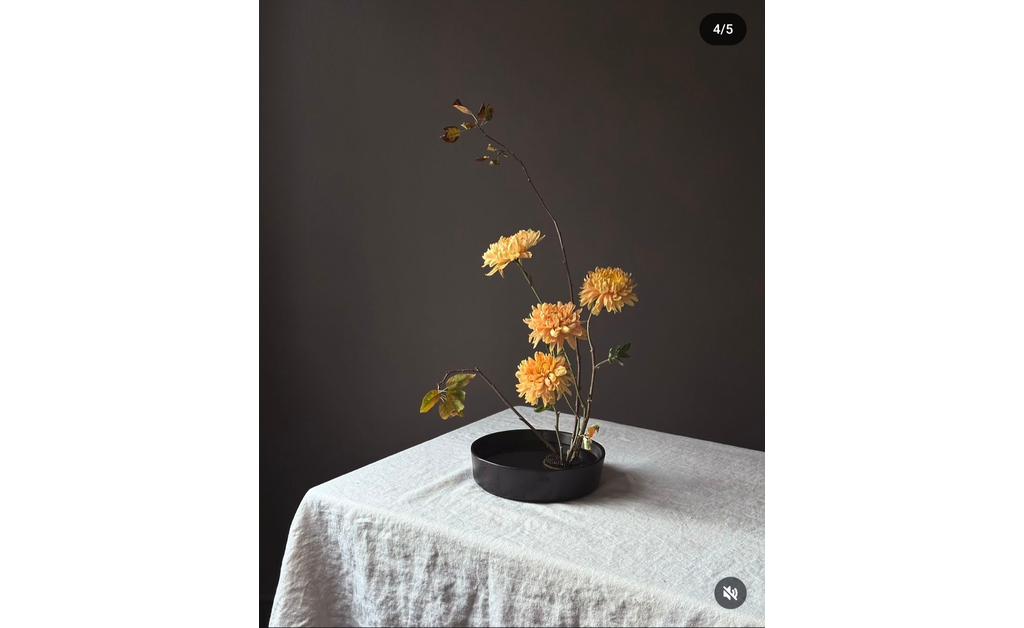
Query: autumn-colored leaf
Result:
<box><xmin>475</xmin><ymin>156</ymin><xmax>489</xmax><ymax>162</ymax></box>
<box><xmin>438</xmin><ymin>395</ymin><xmax>456</xmax><ymax>420</ymax></box>
<box><xmin>486</xmin><ymin>144</ymin><xmax>497</xmax><ymax>152</ymax></box>
<box><xmin>440</xmin><ymin>126</ymin><xmax>461</xmax><ymax>143</ymax></box>
<box><xmin>453</xmin><ymin>98</ymin><xmax>475</xmax><ymax>117</ymax></box>
<box><xmin>461</xmin><ymin>120</ymin><xmax>477</xmax><ymax>130</ymax></box>
<box><xmin>488</xmin><ymin>159</ymin><xmax>500</xmax><ymax>166</ymax></box>
<box><xmin>587</xmin><ymin>424</ymin><xmax>601</xmax><ymax>439</ymax></box>
<box><xmin>446</xmin><ymin>373</ymin><xmax>475</xmax><ymax>390</ymax></box>
<box><xmin>420</xmin><ymin>389</ymin><xmax>441</xmax><ymax>413</ymax></box>
<box><xmin>476</xmin><ymin>103</ymin><xmax>494</xmax><ymax>122</ymax></box>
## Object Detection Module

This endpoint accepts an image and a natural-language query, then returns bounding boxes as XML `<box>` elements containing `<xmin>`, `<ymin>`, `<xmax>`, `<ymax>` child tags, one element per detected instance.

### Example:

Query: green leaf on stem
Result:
<box><xmin>608</xmin><ymin>342</ymin><xmax>632</xmax><ymax>365</ymax></box>
<box><xmin>420</xmin><ymin>389</ymin><xmax>441</xmax><ymax>413</ymax></box>
<box><xmin>450</xmin><ymin>395</ymin><xmax>465</xmax><ymax>414</ymax></box>
<box><xmin>446</xmin><ymin>373</ymin><xmax>475</xmax><ymax>390</ymax></box>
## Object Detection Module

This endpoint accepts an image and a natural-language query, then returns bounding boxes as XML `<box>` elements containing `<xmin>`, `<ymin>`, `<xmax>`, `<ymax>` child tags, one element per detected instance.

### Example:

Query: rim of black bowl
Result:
<box><xmin>470</xmin><ymin>429</ymin><xmax>605</xmax><ymax>471</ymax></box>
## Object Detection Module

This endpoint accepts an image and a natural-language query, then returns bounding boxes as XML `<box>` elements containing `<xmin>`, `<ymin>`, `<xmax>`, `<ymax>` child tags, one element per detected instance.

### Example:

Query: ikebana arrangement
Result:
<box><xmin>419</xmin><ymin>99</ymin><xmax>638</xmax><ymax>475</ymax></box>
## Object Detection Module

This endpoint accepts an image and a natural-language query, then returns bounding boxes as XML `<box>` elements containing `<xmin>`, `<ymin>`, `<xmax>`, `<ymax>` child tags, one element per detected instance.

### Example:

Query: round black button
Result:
<box><xmin>714</xmin><ymin>577</ymin><xmax>747</xmax><ymax>609</ymax></box>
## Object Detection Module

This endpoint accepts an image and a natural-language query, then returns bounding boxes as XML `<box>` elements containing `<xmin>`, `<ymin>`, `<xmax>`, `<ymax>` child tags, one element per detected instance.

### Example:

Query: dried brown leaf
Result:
<box><xmin>453</xmin><ymin>99</ymin><xmax>475</xmax><ymax>117</ymax></box>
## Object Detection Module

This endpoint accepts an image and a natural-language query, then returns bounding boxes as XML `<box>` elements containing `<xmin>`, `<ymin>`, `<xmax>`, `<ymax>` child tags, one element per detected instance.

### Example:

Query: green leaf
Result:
<box><xmin>608</xmin><ymin>342</ymin><xmax>632</xmax><ymax>364</ymax></box>
<box><xmin>440</xmin><ymin>126</ymin><xmax>461</xmax><ymax>143</ymax></box>
<box><xmin>476</xmin><ymin>103</ymin><xmax>494</xmax><ymax>122</ymax></box>
<box><xmin>449</xmin><ymin>388</ymin><xmax>466</xmax><ymax>403</ymax></box>
<box><xmin>533</xmin><ymin>403</ymin><xmax>550</xmax><ymax>413</ymax></box>
<box><xmin>450</xmin><ymin>395</ymin><xmax>465</xmax><ymax>414</ymax></box>
<box><xmin>420</xmin><ymin>389</ymin><xmax>440</xmax><ymax>413</ymax></box>
<box><xmin>446</xmin><ymin>373</ymin><xmax>475</xmax><ymax>390</ymax></box>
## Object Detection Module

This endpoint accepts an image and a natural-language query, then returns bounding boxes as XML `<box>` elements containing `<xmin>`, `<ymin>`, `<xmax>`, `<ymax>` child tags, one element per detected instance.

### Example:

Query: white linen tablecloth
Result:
<box><xmin>270</xmin><ymin>408</ymin><xmax>765</xmax><ymax>627</ymax></box>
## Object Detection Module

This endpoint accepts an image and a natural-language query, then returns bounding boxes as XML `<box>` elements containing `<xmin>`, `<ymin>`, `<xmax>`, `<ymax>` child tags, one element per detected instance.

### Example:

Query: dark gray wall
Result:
<box><xmin>261</xmin><ymin>0</ymin><xmax>763</xmax><ymax>623</ymax></box>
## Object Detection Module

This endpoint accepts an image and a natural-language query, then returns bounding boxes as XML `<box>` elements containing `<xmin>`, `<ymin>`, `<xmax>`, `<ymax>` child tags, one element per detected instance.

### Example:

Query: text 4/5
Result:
<box><xmin>699</xmin><ymin>14</ymin><xmax>747</xmax><ymax>45</ymax></box>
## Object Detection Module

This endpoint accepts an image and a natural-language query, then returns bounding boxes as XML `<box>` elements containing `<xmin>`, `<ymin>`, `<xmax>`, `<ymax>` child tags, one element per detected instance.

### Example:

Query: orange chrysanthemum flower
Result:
<box><xmin>579</xmin><ymin>267</ymin><xmax>638</xmax><ymax>314</ymax></box>
<box><xmin>481</xmin><ymin>229</ymin><xmax>544</xmax><ymax>277</ymax></box>
<box><xmin>515</xmin><ymin>351</ymin><xmax>573</xmax><ymax>407</ymax></box>
<box><xmin>523</xmin><ymin>301</ymin><xmax>588</xmax><ymax>351</ymax></box>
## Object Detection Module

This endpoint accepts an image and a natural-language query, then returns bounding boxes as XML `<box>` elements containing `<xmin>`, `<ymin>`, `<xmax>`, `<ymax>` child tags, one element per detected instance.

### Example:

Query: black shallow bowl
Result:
<box><xmin>471</xmin><ymin>429</ymin><xmax>605</xmax><ymax>503</ymax></box>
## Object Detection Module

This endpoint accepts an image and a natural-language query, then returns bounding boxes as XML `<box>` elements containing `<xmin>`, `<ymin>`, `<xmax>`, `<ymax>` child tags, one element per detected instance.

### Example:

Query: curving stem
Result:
<box><xmin>515</xmin><ymin>259</ymin><xmax>542</xmax><ymax>304</ymax></box>
<box><xmin>437</xmin><ymin>368</ymin><xmax>559</xmax><ymax>456</ymax></box>
<box><xmin>478</xmin><ymin>127</ymin><xmax>575</xmax><ymax>308</ymax></box>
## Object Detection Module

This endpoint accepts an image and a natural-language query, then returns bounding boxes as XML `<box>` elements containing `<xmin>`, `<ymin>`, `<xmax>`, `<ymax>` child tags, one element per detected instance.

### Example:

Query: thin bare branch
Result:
<box><xmin>515</xmin><ymin>259</ymin><xmax>542</xmax><ymax>304</ymax></box>
<box><xmin>437</xmin><ymin>368</ymin><xmax>559</xmax><ymax>456</ymax></box>
<box><xmin>478</xmin><ymin>127</ymin><xmax>575</xmax><ymax>307</ymax></box>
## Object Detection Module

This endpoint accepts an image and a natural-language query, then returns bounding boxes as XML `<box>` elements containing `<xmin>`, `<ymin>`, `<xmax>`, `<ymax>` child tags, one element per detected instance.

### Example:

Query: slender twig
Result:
<box><xmin>515</xmin><ymin>259</ymin><xmax>542</xmax><ymax>304</ymax></box>
<box><xmin>568</xmin><ymin>313</ymin><xmax>599</xmax><ymax>459</ymax></box>
<box><xmin>554</xmin><ymin>406</ymin><xmax>563</xmax><ymax>463</ymax></box>
<box><xmin>582</xmin><ymin>315</ymin><xmax>599</xmax><ymax>443</ymax></box>
<box><xmin>437</xmin><ymin>368</ymin><xmax>559</xmax><ymax>456</ymax></box>
<box><xmin>572</xmin><ymin>345</ymin><xmax>583</xmax><ymax>452</ymax></box>
<box><xmin>558</xmin><ymin>347</ymin><xmax>586</xmax><ymax>403</ymax></box>
<box><xmin>478</xmin><ymin>127</ymin><xmax>575</xmax><ymax>307</ymax></box>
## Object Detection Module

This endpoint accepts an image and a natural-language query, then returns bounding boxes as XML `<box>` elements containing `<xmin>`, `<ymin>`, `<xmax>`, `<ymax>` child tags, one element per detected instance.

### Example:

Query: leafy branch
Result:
<box><xmin>420</xmin><ymin>368</ymin><xmax>559</xmax><ymax>457</ymax></box>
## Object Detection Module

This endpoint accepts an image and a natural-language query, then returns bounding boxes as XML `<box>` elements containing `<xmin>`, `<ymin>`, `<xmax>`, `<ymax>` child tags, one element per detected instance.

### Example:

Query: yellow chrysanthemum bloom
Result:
<box><xmin>579</xmin><ymin>267</ymin><xmax>639</xmax><ymax>314</ymax></box>
<box><xmin>481</xmin><ymin>229</ymin><xmax>545</xmax><ymax>277</ymax></box>
<box><xmin>524</xmin><ymin>301</ymin><xmax>588</xmax><ymax>351</ymax></box>
<box><xmin>515</xmin><ymin>351</ymin><xmax>573</xmax><ymax>407</ymax></box>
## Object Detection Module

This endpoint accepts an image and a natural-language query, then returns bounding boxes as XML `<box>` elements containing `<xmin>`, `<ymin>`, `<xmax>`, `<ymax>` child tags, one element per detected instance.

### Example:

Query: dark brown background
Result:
<box><xmin>261</xmin><ymin>1</ymin><xmax>763</xmax><ymax>623</ymax></box>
